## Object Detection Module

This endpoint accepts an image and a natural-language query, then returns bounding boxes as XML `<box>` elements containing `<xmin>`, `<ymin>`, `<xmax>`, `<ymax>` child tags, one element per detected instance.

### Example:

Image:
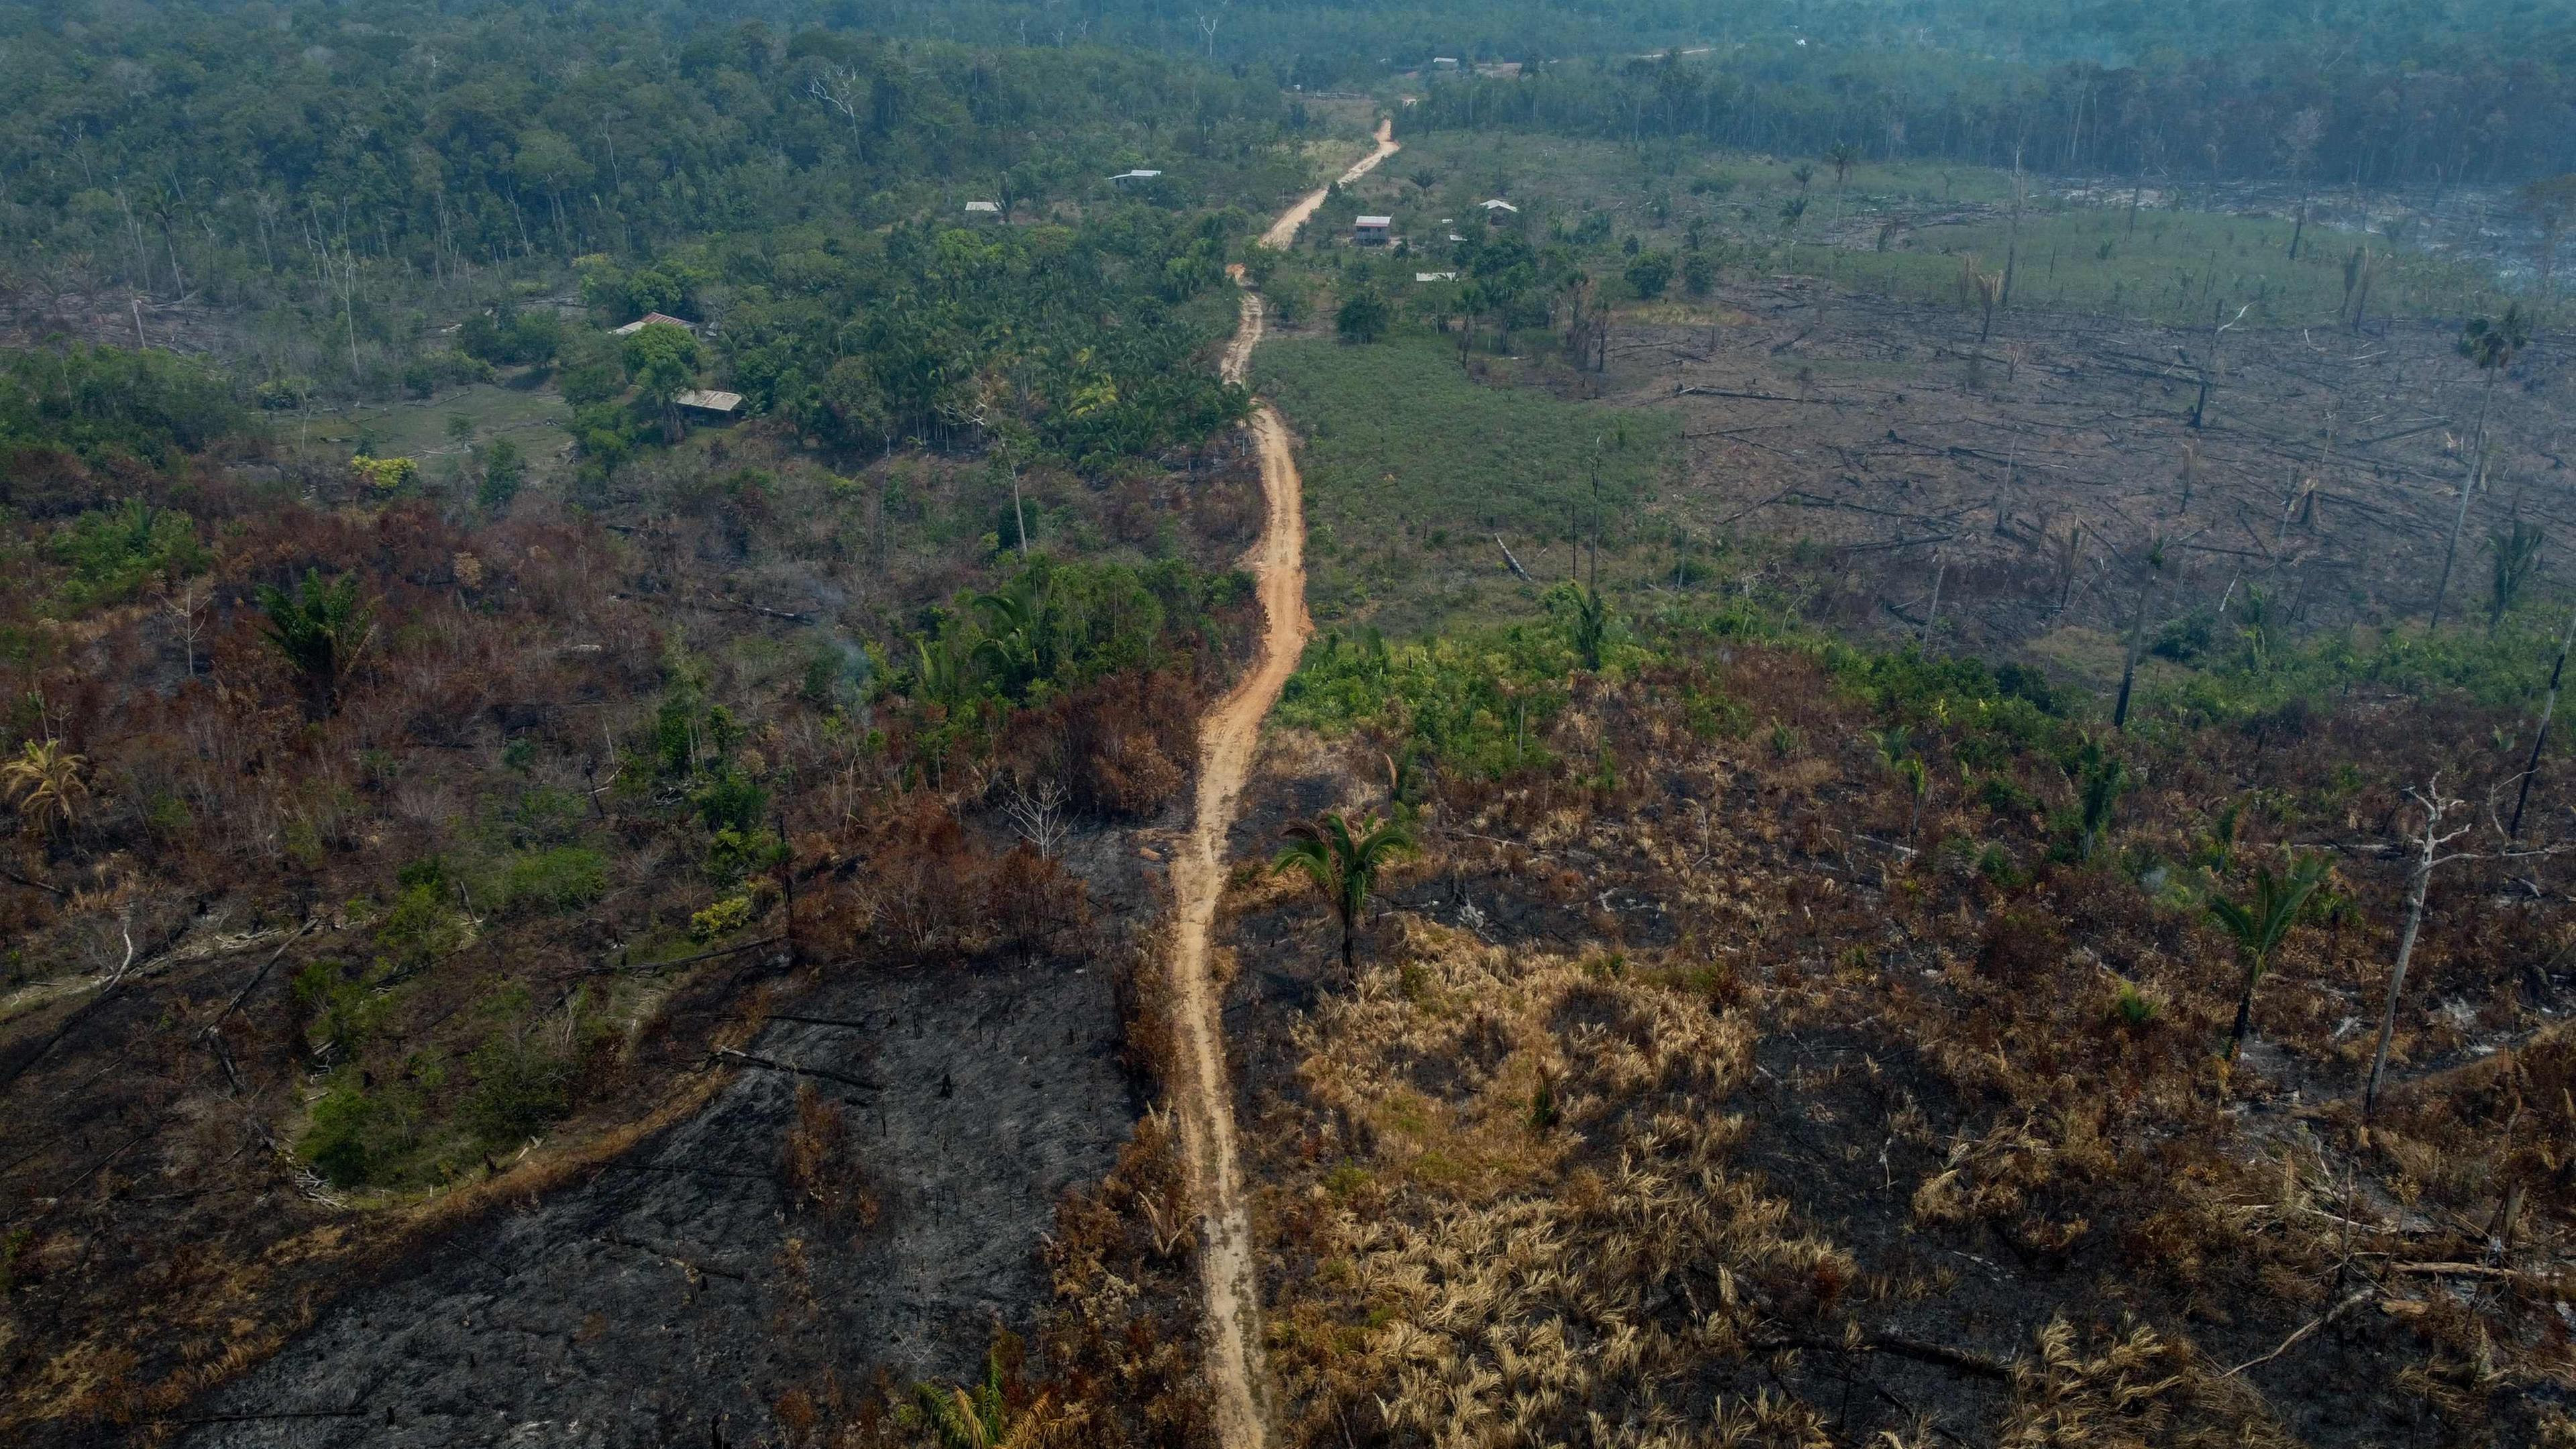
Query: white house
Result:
<box><xmin>1110</xmin><ymin>169</ymin><xmax>1164</xmax><ymax>186</ymax></box>
<box><xmin>964</xmin><ymin>200</ymin><xmax>1003</xmax><ymax>221</ymax></box>
<box><xmin>1479</xmin><ymin>198</ymin><xmax>1519</xmax><ymax>215</ymax></box>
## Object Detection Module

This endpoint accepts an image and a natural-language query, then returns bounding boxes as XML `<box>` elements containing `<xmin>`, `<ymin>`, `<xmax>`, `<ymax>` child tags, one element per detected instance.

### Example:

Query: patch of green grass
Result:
<box><xmin>1788</xmin><ymin>207</ymin><xmax>2509</xmax><ymax>329</ymax></box>
<box><xmin>301</xmin><ymin>378</ymin><xmax>569</xmax><ymax>467</ymax></box>
<box><xmin>1251</xmin><ymin>333</ymin><xmax>1676</xmax><ymax>634</ymax></box>
<box><xmin>1364</xmin><ymin>131</ymin><xmax>2518</xmax><ymax>329</ymax></box>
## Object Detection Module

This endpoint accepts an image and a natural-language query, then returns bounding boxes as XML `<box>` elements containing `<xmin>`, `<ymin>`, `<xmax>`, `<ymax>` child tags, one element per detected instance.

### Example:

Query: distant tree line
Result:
<box><xmin>1401</xmin><ymin>44</ymin><xmax>2576</xmax><ymax>186</ymax></box>
<box><xmin>0</xmin><ymin>8</ymin><xmax>1306</xmax><ymax>311</ymax></box>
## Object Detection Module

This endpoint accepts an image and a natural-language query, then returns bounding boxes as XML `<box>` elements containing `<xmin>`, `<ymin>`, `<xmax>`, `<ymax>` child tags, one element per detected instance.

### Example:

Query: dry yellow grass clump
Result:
<box><xmin>1251</xmin><ymin>916</ymin><xmax>2292</xmax><ymax>1448</ymax></box>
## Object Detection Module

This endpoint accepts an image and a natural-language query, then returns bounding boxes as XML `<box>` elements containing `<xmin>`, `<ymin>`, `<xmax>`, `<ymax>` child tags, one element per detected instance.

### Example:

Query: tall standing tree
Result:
<box><xmin>623</xmin><ymin>321</ymin><xmax>702</xmax><ymax>443</ymax></box>
<box><xmin>2432</xmin><ymin>307</ymin><xmax>2532</xmax><ymax>629</ymax></box>
<box><xmin>2208</xmin><ymin>853</ymin><xmax>2330</xmax><ymax>1061</ymax></box>
<box><xmin>1274</xmin><ymin>810</ymin><xmax>1414</xmax><ymax>977</ymax></box>
<box><xmin>1334</xmin><ymin>289</ymin><xmax>1390</xmax><ymax>344</ymax></box>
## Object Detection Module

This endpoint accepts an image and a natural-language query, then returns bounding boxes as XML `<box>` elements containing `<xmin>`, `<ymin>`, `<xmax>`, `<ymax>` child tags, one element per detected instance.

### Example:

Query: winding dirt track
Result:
<box><xmin>1171</xmin><ymin>117</ymin><xmax>1398</xmax><ymax>1449</ymax></box>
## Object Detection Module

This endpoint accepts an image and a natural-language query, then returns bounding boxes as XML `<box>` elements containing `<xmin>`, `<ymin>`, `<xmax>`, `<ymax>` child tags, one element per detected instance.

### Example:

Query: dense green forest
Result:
<box><xmin>0</xmin><ymin>3</ymin><xmax>1320</xmax><ymax>410</ymax></box>
<box><xmin>857</xmin><ymin>0</ymin><xmax>2576</xmax><ymax>182</ymax></box>
<box><xmin>1398</xmin><ymin>42</ymin><xmax>2576</xmax><ymax>185</ymax></box>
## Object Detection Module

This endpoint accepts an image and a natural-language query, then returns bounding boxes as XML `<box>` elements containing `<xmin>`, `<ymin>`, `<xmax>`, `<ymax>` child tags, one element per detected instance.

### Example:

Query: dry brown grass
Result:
<box><xmin>1230</xmin><ymin>639</ymin><xmax>2576</xmax><ymax>1446</ymax></box>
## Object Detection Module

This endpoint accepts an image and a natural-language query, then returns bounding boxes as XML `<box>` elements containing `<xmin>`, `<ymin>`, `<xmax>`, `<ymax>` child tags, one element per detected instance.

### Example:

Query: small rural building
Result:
<box><xmin>674</xmin><ymin>389</ymin><xmax>743</xmax><ymax>421</ymax></box>
<box><xmin>963</xmin><ymin>200</ymin><xmax>1002</xmax><ymax>221</ymax></box>
<box><xmin>1429</xmin><ymin>56</ymin><xmax>1460</xmax><ymax>70</ymax></box>
<box><xmin>1479</xmin><ymin>198</ymin><xmax>1519</xmax><ymax>215</ymax></box>
<box><xmin>611</xmin><ymin>311</ymin><xmax>696</xmax><ymax>337</ymax></box>
<box><xmin>1354</xmin><ymin>215</ymin><xmax>1393</xmax><ymax>245</ymax></box>
<box><xmin>1110</xmin><ymin>169</ymin><xmax>1163</xmax><ymax>186</ymax></box>
<box><xmin>1415</xmin><ymin>271</ymin><xmax>1459</xmax><ymax>282</ymax></box>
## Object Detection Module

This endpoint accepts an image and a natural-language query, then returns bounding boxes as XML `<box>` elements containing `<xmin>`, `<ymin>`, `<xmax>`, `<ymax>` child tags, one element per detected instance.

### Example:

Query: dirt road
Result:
<box><xmin>1172</xmin><ymin>117</ymin><xmax>1397</xmax><ymax>1449</ymax></box>
<box><xmin>1258</xmin><ymin>119</ymin><xmax>1401</xmax><ymax>250</ymax></box>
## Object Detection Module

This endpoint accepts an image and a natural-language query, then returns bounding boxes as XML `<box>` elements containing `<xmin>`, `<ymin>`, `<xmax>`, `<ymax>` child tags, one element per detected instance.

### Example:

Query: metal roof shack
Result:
<box><xmin>1110</xmin><ymin>169</ymin><xmax>1163</xmax><ymax>184</ymax></box>
<box><xmin>1479</xmin><ymin>198</ymin><xmax>1519</xmax><ymax>214</ymax></box>
<box><xmin>610</xmin><ymin>311</ymin><xmax>697</xmax><ymax>337</ymax></box>
<box><xmin>1354</xmin><ymin>215</ymin><xmax>1393</xmax><ymax>244</ymax></box>
<box><xmin>963</xmin><ymin>200</ymin><xmax>1003</xmax><ymax>219</ymax></box>
<box><xmin>674</xmin><ymin>389</ymin><xmax>743</xmax><ymax>419</ymax></box>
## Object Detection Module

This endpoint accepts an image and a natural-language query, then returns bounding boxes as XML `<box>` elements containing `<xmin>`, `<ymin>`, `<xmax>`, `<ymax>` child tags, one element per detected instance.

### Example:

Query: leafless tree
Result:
<box><xmin>809</xmin><ymin>64</ymin><xmax>867</xmax><ymax>160</ymax></box>
<box><xmin>2363</xmin><ymin>780</ymin><xmax>2476</xmax><ymax>1116</ymax></box>
<box><xmin>1004</xmin><ymin>775</ymin><xmax>1071</xmax><ymax>858</ymax></box>
<box><xmin>2510</xmin><ymin>600</ymin><xmax>2576</xmax><ymax>840</ymax></box>
<box><xmin>159</xmin><ymin>576</ymin><xmax>210</xmax><ymax>676</ymax></box>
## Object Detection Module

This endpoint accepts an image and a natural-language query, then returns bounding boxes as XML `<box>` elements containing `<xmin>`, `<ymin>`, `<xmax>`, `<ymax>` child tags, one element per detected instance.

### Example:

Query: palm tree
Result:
<box><xmin>3</xmin><ymin>739</ymin><xmax>89</xmax><ymax>835</ymax></box>
<box><xmin>1874</xmin><ymin>727</ymin><xmax>1929</xmax><ymax>837</ymax></box>
<box><xmin>256</xmin><ymin>568</ymin><xmax>372</xmax><ymax>718</ymax></box>
<box><xmin>1825</xmin><ymin>143</ymin><xmax>1858</xmax><ymax>188</ymax></box>
<box><xmin>1564</xmin><ymin>583</ymin><xmax>1609</xmax><ymax>669</ymax></box>
<box><xmin>1274</xmin><ymin>810</ymin><xmax>1414</xmax><ymax>976</ymax></box>
<box><xmin>2208</xmin><ymin>853</ymin><xmax>2330</xmax><ymax>1061</ymax></box>
<box><xmin>2487</xmin><ymin>520</ymin><xmax>2545</xmax><ymax>631</ymax></box>
<box><xmin>913</xmin><ymin>1350</ymin><xmax>1055</xmax><ymax>1449</ymax></box>
<box><xmin>912</xmin><ymin>634</ymin><xmax>973</xmax><ymax>708</ymax></box>
<box><xmin>969</xmin><ymin>590</ymin><xmax>1042</xmax><ymax>697</ymax></box>
<box><xmin>2432</xmin><ymin>307</ymin><xmax>2534</xmax><ymax>629</ymax></box>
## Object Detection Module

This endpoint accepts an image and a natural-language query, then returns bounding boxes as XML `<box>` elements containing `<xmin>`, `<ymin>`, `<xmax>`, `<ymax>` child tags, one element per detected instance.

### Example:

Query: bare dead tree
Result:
<box><xmin>2364</xmin><ymin>780</ymin><xmax>2475</xmax><ymax>1116</ymax></box>
<box><xmin>2112</xmin><ymin>534</ymin><xmax>2168</xmax><ymax>730</ymax></box>
<box><xmin>1004</xmin><ymin>775</ymin><xmax>1071</xmax><ymax>858</ymax></box>
<box><xmin>808</xmin><ymin>64</ymin><xmax>867</xmax><ymax>160</ymax></box>
<box><xmin>2510</xmin><ymin>600</ymin><xmax>2576</xmax><ymax>840</ymax></box>
<box><xmin>158</xmin><ymin>576</ymin><xmax>210</xmax><ymax>676</ymax></box>
<box><xmin>2190</xmin><ymin>302</ymin><xmax>2249</xmax><ymax>429</ymax></box>
<box><xmin>2367</xmin><ymin>779</ymin><xmax>2576</xmax><ymax>1116</ymax></box>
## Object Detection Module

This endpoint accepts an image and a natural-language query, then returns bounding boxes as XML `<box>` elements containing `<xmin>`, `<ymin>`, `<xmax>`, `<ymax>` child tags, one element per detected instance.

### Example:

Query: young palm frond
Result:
<box><xmin>2</xmin><ymin>738</ymin><xmax>88</xmax><ymax>833</ymax></box>
<box><xmin>2487</xmin><ymin>520</ymin><xmax>2545</xmax><ymax>631</ymax></box>
<box><xmin>2208</xmin><ymin>853</ymin><xmax>2330</xmax><ymax>1059</ymax></box>
<box><xmin>912</xmin><ymin>1348</ymin><xmax>1058</xmax><ymax>1449</ymax></box>
<box><xmin>1275</xmin><ymin>810</ymin><xmax>1415</xmax><ymax>975</ymax></box>
<box><xmin>254</xmin><ymin>568</ymin><xmax>372</xmax><ymax>716</ymax></box>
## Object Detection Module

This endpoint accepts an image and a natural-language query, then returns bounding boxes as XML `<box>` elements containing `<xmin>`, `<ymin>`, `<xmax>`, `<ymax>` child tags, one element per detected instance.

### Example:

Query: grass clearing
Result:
<box><xmin>1250</xmin><ymin>333</ymin><xmax>1677</xmax><ymax>635</ymax></box>
<box><xmin>1358</xmin><ymin>130</ymin><xmax>2522</xmax><ymax>329</ymax></box>
<box><xmin>294</xmin><ymin>376</ymin><xmax>571</xmax><ymax>466</ymax></box>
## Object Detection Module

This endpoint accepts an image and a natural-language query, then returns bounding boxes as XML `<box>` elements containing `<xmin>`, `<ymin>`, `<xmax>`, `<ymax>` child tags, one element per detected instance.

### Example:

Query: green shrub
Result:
<box><xmin>49</xmin><ymin>498</ymin><xmax>209</xmax><ymax>607</ymax></box>
<box><xmin>690</xmin><ymin>894</ymin><xmax>756</xmax><ymax>941</ymax></box>
<box><xmin>300</xmin><ymin>1074</ymin><xmax>423</xmax><ymax>1187</ymax></box>
<box><xmin>462</xmin><ymin>1002</ymin><xmax>583</xmax><ymax>1148</ymax></box>
<box><xmin>372</xmin><ymin>882</ymin><xmax>469</xmax><ymax>974</ymax></box>
<box><xmin>500</xmin><ymin>847</ymin><xmax>608</xmax><ymax>914</ymax></box>
<box><xmin>693</xmin><ymin>769</ymin><xmax>769</xmax><ymax>833</ymax></box>
<box><xmin>294</xmin><ymin>958</ymin><xmax>390</xmax><ymax>1057</ymax></box>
